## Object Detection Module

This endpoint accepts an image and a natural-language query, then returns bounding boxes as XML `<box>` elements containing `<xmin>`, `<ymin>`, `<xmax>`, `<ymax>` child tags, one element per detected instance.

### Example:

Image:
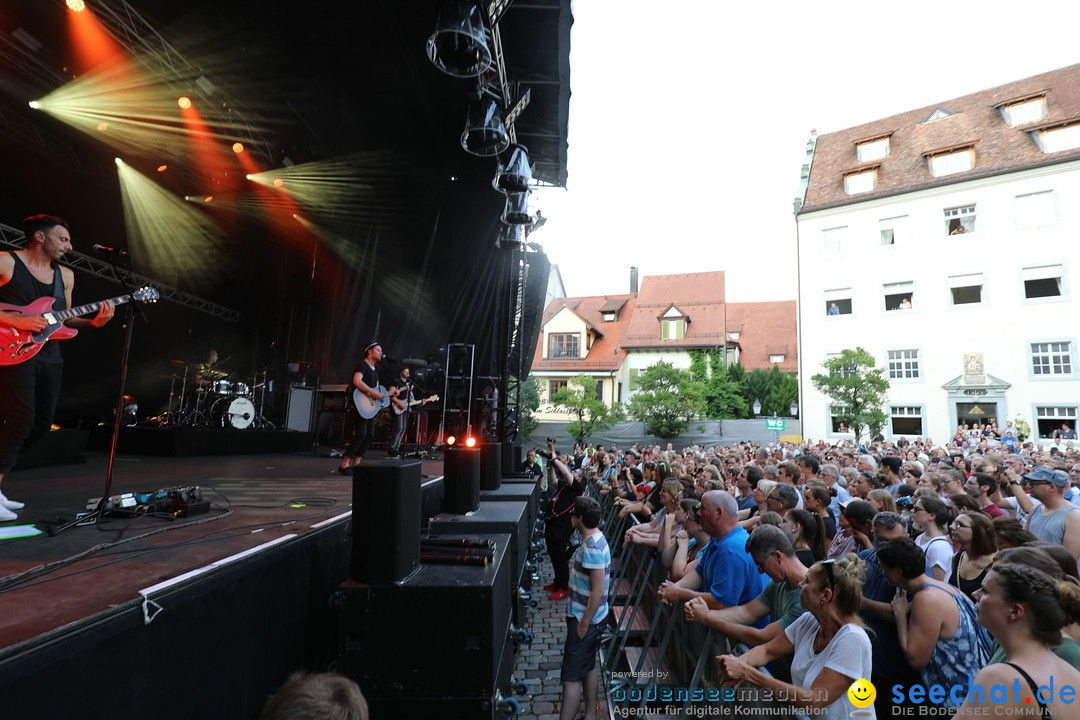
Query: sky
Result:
<box><xmin>535</xmin><ymin>0</ymin><xmax>1080</xmax><ymax>302</ymax></box>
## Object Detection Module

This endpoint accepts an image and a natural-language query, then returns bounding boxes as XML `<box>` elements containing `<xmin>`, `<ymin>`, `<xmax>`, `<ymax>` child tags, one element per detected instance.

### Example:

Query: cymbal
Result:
<box><xmin>170</xmin><ymin>359</ymin><xmax>188</xmax><ymax>367</ymax></box>
<box><xmin>401</xmin><ymin>358</ymin><xmax>428</xmax><ymax>368</ymax></box>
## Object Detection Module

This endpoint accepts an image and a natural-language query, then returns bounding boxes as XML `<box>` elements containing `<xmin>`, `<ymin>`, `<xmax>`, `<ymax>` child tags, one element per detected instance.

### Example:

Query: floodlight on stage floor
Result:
<box><xmin>427</xmin><ymin>0</ymin><xmax>493</xmax><ymax>78</ymax></box>
<box><xmin>462</xmin><ymin>97</ymin><xmax>509</xmax><ymax>156</ymax></box>
<box><xmin>492</xmin><ymin>144</ymin><xmax>531</xmax><ymax>193</ymax></box>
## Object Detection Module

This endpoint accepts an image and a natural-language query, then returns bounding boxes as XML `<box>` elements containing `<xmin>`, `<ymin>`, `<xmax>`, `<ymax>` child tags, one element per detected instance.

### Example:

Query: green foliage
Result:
<box><xmin>626</xmin><ymin>361</ymin><xmax>706</xmax><ymax>438</ymax></box>
<box><xmin>519</xmin><ymin>376</ymin><xmax>542</xmax><ymax>441</ymax></box>
<box><xmin>810</xmin><ymin>347</ymin><xmax>890</xmax><ymax>442</ymax></box>
<box><xmin>743</xmin><ymin>366</ymin><xmax>799</xmax><ymax>418</ymax></box>
<box><xmin>685</xmin><ymin>349</ymin><xmax>749</xmax><ymax>419</ymax></box>
<box><xmin>549</xmin><ymin>373</ymin><xmax>624</xmax><ymax>444</ymax></box>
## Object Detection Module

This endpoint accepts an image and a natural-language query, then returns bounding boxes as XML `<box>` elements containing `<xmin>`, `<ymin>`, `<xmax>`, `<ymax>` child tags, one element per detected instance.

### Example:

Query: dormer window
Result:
<box><xmin>844</xmin><ymin>168</ymin><xmax>877</xmax><ymax>195</ymax></box>
<box><xmin>928</xmin><ymin>147</ymin><xmax>974</xmax><ymax>177</ymax></box>
<box><xmin>659</xmin><ymin>306</ymin><xmax>687</xmax><ymax>340</ymax></box>
<box><xmin>548</xmin><ymin>333</ymin><xmax>580</xmax><ymax>358</ymax></box>
<box><xmin>769</xmin><ymin>354</ymin><xmax>786</xmax><ymax>364</ymax></box>
<box><xmin>856</xmin><ymin>136</ymin><xmax>890</xmax><ymax>162</ymax></box>
<box><xmin>1033</xmin><ymin>123</ymin><xmax>1080</xmax><ymax>154</ymax></box>
<box><xmin>601</xmin><ymin>312</ymin><xmax>616</xmax><ymax>322</ymax></box>
<box><xmin>1001</xmin><ymin>96</ymin><xmax>1047</xmax><ymax>126</ymax></box>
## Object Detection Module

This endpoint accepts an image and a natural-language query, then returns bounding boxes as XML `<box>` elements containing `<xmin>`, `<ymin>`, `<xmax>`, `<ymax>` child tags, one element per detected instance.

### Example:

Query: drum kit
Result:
<box><xmin>146</xmin><ymin>359</ymin><xmax>274</xmax><ymax>430</ymax></box>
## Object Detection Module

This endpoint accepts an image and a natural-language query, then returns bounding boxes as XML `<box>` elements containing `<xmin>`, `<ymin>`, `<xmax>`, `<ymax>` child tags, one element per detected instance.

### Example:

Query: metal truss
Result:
<box><xmin>0</xmin><ymin>223</ymin><xmax>239</xmax><ymax>323</ymax></box>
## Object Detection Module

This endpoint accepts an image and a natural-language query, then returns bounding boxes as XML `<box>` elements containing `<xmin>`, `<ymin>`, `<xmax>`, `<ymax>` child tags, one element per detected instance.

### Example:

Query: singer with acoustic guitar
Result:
<box><xmin>338</xmin><ymin>341</ymin><xmax>396</xmax><ymax>474</ymax></box>
<box><xmin>0</xmin><ymin>214</ymin><xmax>115</xmax><ymax>521</ymax></box>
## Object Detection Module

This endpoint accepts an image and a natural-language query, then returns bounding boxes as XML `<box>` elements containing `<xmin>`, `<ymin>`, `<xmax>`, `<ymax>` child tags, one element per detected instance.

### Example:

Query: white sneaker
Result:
<box><xmin>0</xmin><ymin>504</ymin><xmax>17</xmax><ymax>522</ymax></box>
<box><xmin>0</xmin><ymin>492</ymin><xmax>24</xmax><ymax>511</ymax></box>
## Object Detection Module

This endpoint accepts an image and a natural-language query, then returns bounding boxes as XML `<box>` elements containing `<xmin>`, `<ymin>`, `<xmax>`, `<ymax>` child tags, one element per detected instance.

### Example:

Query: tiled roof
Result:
<box><xmin>725</xmin><ymin>301</ymin><xmax>798</xmax><ymax>372</ymax></box>
<box><xmin>531</xmin><ymin>294</ymin><xmax>636</xmax><ymax>372</ymax></box>
<box><xmin>623</xmin><ymin>271</ymin><xmax>727</xmax><ymax>348</ymax></box>
<box><xmin>801</xmin><ymin>63</ymin><xmax>1080</xmax><ymax>213</ymax></box>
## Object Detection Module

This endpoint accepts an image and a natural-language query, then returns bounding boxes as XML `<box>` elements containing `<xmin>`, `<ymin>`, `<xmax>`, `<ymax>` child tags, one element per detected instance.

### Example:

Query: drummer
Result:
<box><xmin>194</xmin><ymin>349</ymin><xmax>227</xmax><ymax>388</ymax></box>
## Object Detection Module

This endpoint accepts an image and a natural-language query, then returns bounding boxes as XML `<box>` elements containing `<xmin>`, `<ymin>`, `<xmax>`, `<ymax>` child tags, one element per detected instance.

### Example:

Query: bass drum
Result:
<box><xmin>212</xmin><ymin>396</ymin><xmax>256</xmax><ymax>429</ymax></box>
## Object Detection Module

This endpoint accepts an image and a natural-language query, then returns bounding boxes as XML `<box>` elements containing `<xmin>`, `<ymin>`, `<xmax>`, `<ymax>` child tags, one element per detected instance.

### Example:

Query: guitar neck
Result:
<box><xmin>50</xmin><ymin>293</ymin><xmax>132</xmax><ymax>322</ymax></box>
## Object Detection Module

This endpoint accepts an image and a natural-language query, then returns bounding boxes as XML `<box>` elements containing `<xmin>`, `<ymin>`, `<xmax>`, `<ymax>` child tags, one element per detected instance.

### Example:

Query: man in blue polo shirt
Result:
<box><xmin>657</xmin><ymin>490</ymin><xmax>766</xmax><ymax>623</ymax></box>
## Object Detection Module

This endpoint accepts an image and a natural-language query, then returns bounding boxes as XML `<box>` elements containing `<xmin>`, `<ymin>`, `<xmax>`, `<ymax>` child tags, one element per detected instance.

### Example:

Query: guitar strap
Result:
<box><xmin>51</xmin><ymin>261</ymin><xmax>64</xmax><ymax>312</ymax></box>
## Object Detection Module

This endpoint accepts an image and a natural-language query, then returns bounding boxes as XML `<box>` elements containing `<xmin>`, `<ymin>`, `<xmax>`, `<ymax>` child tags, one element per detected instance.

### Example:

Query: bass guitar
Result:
<box><xmin>392</xmin><ymin>394</ymin><xmax>440</xmax><ymax>416</ymax></box>
<box><xmin>353</xmin><ymin>385</ymin><xmax>399</xmax><ymax>420</ymax></box>
<box><xmin>0</xmin><ymin>287</ymin><xmax>159</xmax><ymax>366</ymax></box>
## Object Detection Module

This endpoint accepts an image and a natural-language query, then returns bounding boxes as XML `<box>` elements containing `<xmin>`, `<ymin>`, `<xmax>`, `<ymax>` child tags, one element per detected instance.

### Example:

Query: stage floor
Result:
<box><xmin>0</xmin><ymin>449</ymin><xmax>443</xmax><ymax>654</ymax></box>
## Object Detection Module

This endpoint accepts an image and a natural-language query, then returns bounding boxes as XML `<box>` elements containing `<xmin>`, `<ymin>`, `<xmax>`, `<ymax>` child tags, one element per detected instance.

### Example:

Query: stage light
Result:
<box><xmin>427</xmin><ymin>0</ymin><xmax>492</xmax><ymax>78</ymax></box>
<box><xmin>461</xmin><ymin>97</ymin><xmax>508</xmax><ymax>156</ymax></box>
<box><xmin>502</xmin><ymin>190</ymin><xmax>531</xmax><ymax>225</ymax></box>
<box><xmin>28</xmin><ymin>100</ymin><xmax>40</xmax><ymax>109</ymax></box>
<box><xmin>177</xmin><ymin>96</ymin><xmax>192</xmax><ymax>110</ymax></box>
<box><xmin>157</xmin><ymin>165</ymin><xmax>167</xmax><ymax>172</ymax></box>
<box><xmin>493</xmin><ymin>144</ymin><xmax>531</xmax><ymax>193</ymax></box>
<box><xmin>96</xmin><ymin>122</ymin><xmax>108</xmax><ymax>131</ymax></box>
<box><xmin>114</xmin><ymin>157</ymin><xmax>123</xmax><ymax>165</ymax></box>
<box><xmin>494</xmin><ymin>222</ymin><xmax>522</xmax><ymax>250</ymax></box>
<box><xmin>447</xmin><ymin>435</ymin><xmax>457</xmax><ymax>446</ymax></box>
<box><xmin>203</xmin><ymin>196</ymin><xmax>213</xmax><ymax>203</ymax></box>
<box><xmin>67</xmin><ymin>0</ymin><xmax>86</xmax><ymax>12</ymax></box>
<box><xmin>464</xmin><ymin>436</ymin><xmax>477</xmax><ymax>448</ymax></box>
<box><xmin>273</xmin><ymin>178</ymin><xmax>284</xmax><ymax>188</ymax></box>
<box><xmin>232</xmin><ymin>142</ymin><xmax>244</xmax><ymax>154</ymax></box>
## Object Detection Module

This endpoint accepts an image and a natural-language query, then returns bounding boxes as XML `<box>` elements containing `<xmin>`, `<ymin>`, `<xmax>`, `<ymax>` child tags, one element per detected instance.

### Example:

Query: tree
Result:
<box><xmin>519</xmin><ymin>375</ymin><xmax>543</xmax><ymax>441</ymax></box>
<box><xmin>549</xmin><ymin>374</ymin><xmax>624</xmax><ymax>445</ymax></box>
<box><xmin>626</xmin><ymin>361</ymin><xmax>707</xmax><ymax>439</ymax></box>
<box><xmin>810</xmin><ymin>347</ymin><xmax>889</xmax><ymax>442</ymax></box>
<box><xmin>689</xmin><ymin>349</ymin><xmax>748</xmax><ymax>418</ymax></box>
<box><xmin>741</xmin><ymin>366</ymin><xmax>798</xmax><ymax>418</ymax></box>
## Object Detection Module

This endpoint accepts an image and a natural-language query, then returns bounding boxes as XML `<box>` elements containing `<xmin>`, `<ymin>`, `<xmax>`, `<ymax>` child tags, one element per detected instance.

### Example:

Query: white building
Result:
<box><xmin>796</xmin><ymin>64</ymin><xmax>1080</xmax><ymax>444</ymax></box>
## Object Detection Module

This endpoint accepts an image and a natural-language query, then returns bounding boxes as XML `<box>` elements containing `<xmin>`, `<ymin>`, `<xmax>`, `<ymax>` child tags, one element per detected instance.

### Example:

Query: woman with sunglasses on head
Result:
<box><xmin>878</xmin><ymin>537</ymin><xmax>990</xmax><ymax>714</ymax></box>
<box><xmin>948</xmin><ymin>510</ymin><xmax>997</xmax><ymax>603</ymax></box>
<box><xmin>911</xmin><ymin>496</ymin><xmax>955</xmax><ymax>582</ymax></box>
<box><xmin>661</xmin><ymin>498</ymin><xmax>711</xmax><ymax>582</ymax></box>
<box><xmin>715</xmin><ymin>554</ymin><xmax>873</xmax><ymax>719</ymax></box>
<box><xmin>958</xmin><ymin>562</ymin><xmax>1080</xmax><ymax>717</ymax></box>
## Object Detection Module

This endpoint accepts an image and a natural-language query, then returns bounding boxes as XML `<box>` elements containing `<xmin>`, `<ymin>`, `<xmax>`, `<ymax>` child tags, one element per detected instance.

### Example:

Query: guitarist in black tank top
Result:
<box><xmin>337</xmin><ymin>341</ymin><xmax>396</xmax><ymax>474</ymax></box>
<box><xmin>0</xmin><ymin>215</ymin><xmax>114</xmax><ymax>522</ymax></box>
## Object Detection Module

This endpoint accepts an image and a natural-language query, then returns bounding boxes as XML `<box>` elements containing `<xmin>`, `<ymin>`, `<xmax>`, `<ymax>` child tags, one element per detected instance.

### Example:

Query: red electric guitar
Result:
<box><xmin>0</xmin><ymin>287</ymin><xmax>159</xmax><ymax>366</ymax></box>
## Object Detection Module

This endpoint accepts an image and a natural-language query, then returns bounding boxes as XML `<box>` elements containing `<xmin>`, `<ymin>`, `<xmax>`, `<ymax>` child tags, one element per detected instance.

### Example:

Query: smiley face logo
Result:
<box><xmin>847</xmin><ymin>678</ymin><xmax>876</xmax><ymax>708</ymax></box>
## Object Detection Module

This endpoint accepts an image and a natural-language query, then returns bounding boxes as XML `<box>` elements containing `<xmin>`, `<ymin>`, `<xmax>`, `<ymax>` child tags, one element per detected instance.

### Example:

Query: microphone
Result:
<box><xmin>93</xmin><ymin>244</ymin><xmax>128</xmax><ymax>256</ymax></box>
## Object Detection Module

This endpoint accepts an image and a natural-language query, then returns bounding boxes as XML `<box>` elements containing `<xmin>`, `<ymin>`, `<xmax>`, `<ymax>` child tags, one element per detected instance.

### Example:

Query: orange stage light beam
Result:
<box><xmin>66</xmin><ymin>3</ymin><xmax>126</xmax><ymax>72</ymax></box>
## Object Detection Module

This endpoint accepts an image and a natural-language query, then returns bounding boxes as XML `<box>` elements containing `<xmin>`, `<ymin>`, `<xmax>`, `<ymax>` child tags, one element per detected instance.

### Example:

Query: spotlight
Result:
<box><xmin>203</xmin><ymin>196</ymin><xmax>213</xmax><ymax>202</ymax></box>
<box><xmin>464</xmin><ymin>436</ymin><xmax>477</xmax><ymax>448</ymax></box>
<box><xmin>494</xmin><ymin>223</ymin><xmax>522</xmax><ymax>250</ymax></box>
<box><xmin>502</xmin><ymin>190</ymin><xmax>531</xmax><ymax>225</ymax></box>
<box><xmin>157</xmin><ymin>165</ymin><xmax>167</xmax><ymax>173</ymax></box>
<box><xmin>427</xmin><ymin>0</ymin><xmax>493</xmax><ymax>78</ymax></box>
<box><xmin>28</xmin><ymin>100</ymin><xmax>40</xmax><ymax>110</ymax></box>
<box><xmin>66</xmin><ymin>0</ymin><xmax>86</xmax><ymax>12</ymax></box>
<box><xmin>232</xmin><ymin>142</ymin><xmax>244</xmax><ymax>154</ymax></box>
<box><xmin>273</xmin><ymin>178</ymin><xmax>284</xmax><ymax>188</ymax></box>
<box><xmin>447</xmin><ymin>435</ymin><xmax>457</xmax><ymax>446</ymax></box>
<box><xmin>461</xmin><ymin>97</ymin><xmax>509</xmax><ymax>157</ymax></box>
<box><xmin>177</xmin><ymin>96</ymin><xmax>192</xmax><ymax>110</ymax></box>
<box><xmin>96</xmin><ymin>122</ymin><xmax>108</xmax><ymax>132</ymax></box>
<box><xmin>493</xmin><ymin>144</ymin><xmax>531</xmax><ymax>193</ymax></box>
<box><xmin>114</xmin><ymin>157</ymin><xmax>123</xmax><ymax>165</ymax></box>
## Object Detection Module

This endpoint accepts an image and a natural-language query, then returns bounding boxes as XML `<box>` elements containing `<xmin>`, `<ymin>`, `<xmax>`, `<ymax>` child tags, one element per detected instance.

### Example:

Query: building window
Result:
<box><xmin>1036</xmin><ymin>405</ymin><xmax>1079</xmax><ymax>440</ymax></box>
<box><xmin>890</xmin><ymin>405</ymin><xmax>924</xmax><ymax>436</ymax></box>
<box><xmin>879</xmin><ymin>215</ymin><xmax>908</xmax><ymax>247</ymax></box>
<box><xmin>1001</xmin><ymin>97</ymin><xmax>1047</xmax><ymax>126</ymax></box>
<box><xmin>660</xmin><ymin>318</ymin><xmax>685</xmax><ymax>340</ymax></box>
<box><xmin>944</xmin><ymin>205</ymin><xmax>976</xmax><ymax>235</ymax></box>
<box><xmin>844</xmin><ymin>169</ymin><xmax>876</xmax><ymax>195</ymax></box>
<box><xmin>887</xmin><ymin>349</ymin><xmax>921</xmax><ymax>380</ymax></box>
<box><xmin>769</xmin><ymin>354</ymin><xmax>786</xmax><ymax>364</ymax></box>
<box><xmin>1014</xmin><ymin>190</ymin><xmax>1057</xmax><ymax>228</ymax></box>
<box><xmin>594</xmin><ymin>380</ymin><xmax>603</xmax><ymax>402</ymax></box>
<box><xmin>948</xmin><ymin>273</ymin><xmax>984</xmax><ymax>306</ymax></box>
<box><xmin>929</xmin><ymin>148</ymin><xmax>974</xmax><ymax>177</ymax></box>
<box><xmin>629</xmin><ymin>368</ymin><xmax>640</xmax><ymax>391</ymax></box>
<box><xmin>829</xmin><ymin>404</ymin><xmax>853</xmax><ymax>434</ymax></box>
<box><xmin>824</xmin><ymin>288</ymin><xmax>852</xmax><ymax>317</ymax></box>
<box><xmin>826</xmin><ymin>353</ymin><xmax>855</xmax><ymax>379</ymax></box>
<box><xmin>883</xmin><ymin>281</ymin><xmax>914</xmax><ymax>311</ymax></box>
<box><xmin>548</xmin><ymin>333</ymin><xmax>580</xmax><ymax>358</ymax></box>
<box><xmin>548</xmin><ymin>380</ymin><xmax>567</xmax><ymax>398</ymax></box>
<box><xmin>1036</xmin><ymin>124</ymin><xmax>1080</xmax><ymax>154</ymax></box>
<box><xmin>1030</xmin><ymin>341</ymin><xmax>1073</xmax><ymax>377</ymax></box>
<box><xmin>1022</xmin><ymin>265</ymin><xmax>1064</xmax><ymax>300</ymax></box>
<box><xmin>822</xmin><ymin>226</ymin><xmax>848</xmax><ymax>254</ymax></box>
<box><xmin>601</xmin><ymin>311</ymin><xmax>616</xmax><ymax>322</ymax></box>
<box><xmin>857</xmin><ymin>137</ymin><xmax>890</xmax><ymax>162</ymax></box>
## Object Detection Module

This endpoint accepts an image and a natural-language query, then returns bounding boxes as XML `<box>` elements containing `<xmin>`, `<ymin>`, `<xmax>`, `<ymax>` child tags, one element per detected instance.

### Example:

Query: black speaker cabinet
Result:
<box><xmin>443</xmin><ymin>446</ymin><xmax>480</xmax><ymax>514</ymax></box>
<box><xmin>479</xmin><ymin>442</ymin><xmax>502</xmax><ymax>491</ymax></box>
<box><xmin>350</xmin><ymin>459</ymin><xmax>421</xmax><ymax>584</ymax></box>
<box><xmin>338</xmin><ymin>533</ymin><xmax>513</xmax><ymax>711</ymax></box>
<box><xmin>500</xmin><ymin>441</ymin><xmax>519</xmax><ymax>477</ymax></box>
<box><xmin>479</xmin><ymin>481</ymin><xmax>539</xmax><ymax>544</ymax></box>
<box><xmin>429</xmin><ymin>501</ymin><xmax>528</xmax><ymax>589</ymax></box>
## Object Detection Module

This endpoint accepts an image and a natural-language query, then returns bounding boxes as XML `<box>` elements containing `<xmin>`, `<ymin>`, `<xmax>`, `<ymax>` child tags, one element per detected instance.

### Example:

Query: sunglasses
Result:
<box><xmin>821</xmin><ymin>558</ymin><xmax>837</xmax><ymax>591</ymax></box>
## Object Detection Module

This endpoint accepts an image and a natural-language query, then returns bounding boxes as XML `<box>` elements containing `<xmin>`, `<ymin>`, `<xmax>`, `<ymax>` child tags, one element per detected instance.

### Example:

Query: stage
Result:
<box><xmin>0</xmin><ymin>449</ymin><xmax>446</xmax><ymax>720</ymax></box>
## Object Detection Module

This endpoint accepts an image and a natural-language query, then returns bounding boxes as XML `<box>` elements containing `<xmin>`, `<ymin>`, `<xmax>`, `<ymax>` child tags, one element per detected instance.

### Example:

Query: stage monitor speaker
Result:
<box><xmin>500</xmin><ymin>441</ymin><xmax>519</xmax><ymax>476</ymax></box>
<box><xmin>285</xmin><ymin>386</ymin><xmax>314</xmax><ymax>432</ymax></box>
<box><xmin>442</xmin><ymin>447</ymin><xmax>480</xmax><ymax>514</ymax></box>
<box><xmin>350</xmin><ymin>460</ymin><xmax>421</xmax><ymax>584</ymax></box>
<box><xmin>506</xmin><ymin>251</ymin><xmax>550</xmax><ymax>380</ymax></box>
<box><xmin>479</xmin><ymin>442</ymin><xmax>502</xmax><ymax>491</ymax></box>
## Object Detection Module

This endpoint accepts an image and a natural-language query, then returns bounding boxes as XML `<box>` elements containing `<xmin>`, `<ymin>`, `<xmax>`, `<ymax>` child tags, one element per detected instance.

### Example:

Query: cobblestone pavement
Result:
<box><xmin>512</xmin><ymin>543</ymin><xmax>608</xmax><ymax>720</ymax></box>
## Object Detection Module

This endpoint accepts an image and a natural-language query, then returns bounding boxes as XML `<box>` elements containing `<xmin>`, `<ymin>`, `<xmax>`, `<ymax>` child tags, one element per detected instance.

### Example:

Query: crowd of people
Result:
<box><xmin>531</xmin><ymin>431</ymin><xmax>1080</xmax><ymax>718</ymax></box>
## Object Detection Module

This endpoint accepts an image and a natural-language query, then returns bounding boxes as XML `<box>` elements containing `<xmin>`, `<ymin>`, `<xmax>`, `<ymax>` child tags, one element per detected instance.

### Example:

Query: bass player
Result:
<box><xmin>0</xmin><ymin>214</ymin><xmax>114</xmax><ymax>521</ymax></box>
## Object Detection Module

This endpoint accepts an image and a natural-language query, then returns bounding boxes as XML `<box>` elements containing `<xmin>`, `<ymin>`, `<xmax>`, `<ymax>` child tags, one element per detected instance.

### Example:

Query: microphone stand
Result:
<box><xmin>48</xmin><ymin>251</ymin><xmax>149</xmax><ymax>535</ymax></box>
